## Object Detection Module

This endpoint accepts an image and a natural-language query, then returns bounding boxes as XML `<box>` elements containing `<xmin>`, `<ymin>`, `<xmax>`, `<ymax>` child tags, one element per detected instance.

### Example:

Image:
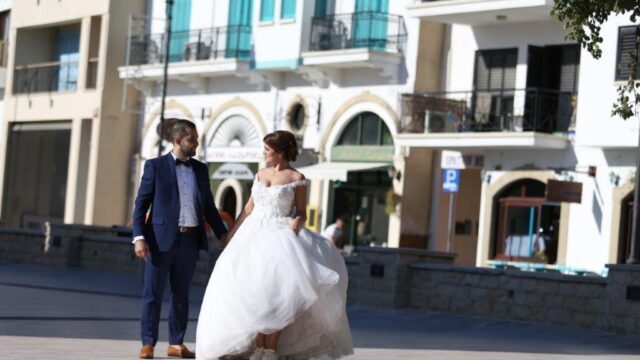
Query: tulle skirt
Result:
<box><xmin>196</xmin><ymin>215</ymin><xmax>353</xmax><ymax>359</ymax></box>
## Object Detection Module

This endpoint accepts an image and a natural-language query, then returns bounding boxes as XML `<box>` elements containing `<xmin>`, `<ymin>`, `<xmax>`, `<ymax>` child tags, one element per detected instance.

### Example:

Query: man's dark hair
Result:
<box><xmin>168</xmin><ymin>119</ymin><xmax>196</xmax><ymax>142</ymax></box>
<box><xmin>336</xmin><ymin>216</ymin><xmax>348</xmax><ymax>224</ymax></box>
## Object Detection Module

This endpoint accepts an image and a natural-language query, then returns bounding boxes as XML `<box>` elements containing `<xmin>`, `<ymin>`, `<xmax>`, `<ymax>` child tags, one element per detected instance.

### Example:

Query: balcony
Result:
<box><xmin>119</xmin><ymin>25</ymin><xmax>259</xmax><ymax>91</ymax></box>
<box><xmin>407</xmin><ymin>0</ymin><xmax>555</xmax><ymax>26</ymax></box>
<box><xmin>13</xmin><ymin>61</ymin><xmax>78</xmax><ymax>94</ymax></box>
<box><xmin>397</xmin><ymin>88</ymin><xmax>574</xmax><ymax>149</ymax></box>
<box><xmin>300</xmin><ymin>12</ymin><xmax>407</xmax><ymax>86</ymax></box>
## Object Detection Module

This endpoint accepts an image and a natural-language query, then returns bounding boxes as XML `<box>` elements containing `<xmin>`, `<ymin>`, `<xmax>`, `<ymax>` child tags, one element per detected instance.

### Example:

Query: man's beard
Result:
<box><xmin>182</xmin><ymin>146</ymin><xmax>196</xmax><ymax>157</ymax></box>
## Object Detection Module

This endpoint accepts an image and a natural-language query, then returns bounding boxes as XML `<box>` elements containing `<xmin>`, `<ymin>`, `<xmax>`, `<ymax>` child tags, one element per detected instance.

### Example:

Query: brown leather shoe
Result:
<box><xmin>167</xmin><ymin>344</ymin><xmax>195</xmax><ymax>359</ymax></box>
<box><xmin>139</xmin><ymin>344</ymin><xmax>154</xmax><ymax>359</ymax></box>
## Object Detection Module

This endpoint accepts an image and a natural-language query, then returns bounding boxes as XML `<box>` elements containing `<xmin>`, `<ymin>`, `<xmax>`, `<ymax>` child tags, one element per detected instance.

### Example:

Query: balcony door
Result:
<box><xmin>525</xmin><ymin>44</ymin><xmax>580</xmax><ymax>132</ymax></box>
<box><xmin>354</xmin><ymin>0</ymin><xmax>388</xmax><ymax>50</ymax></box>
<box><xmin>55</xmin><ymin>27</ymin><xmax>80</xmax><ymax>92</ymax></box>
<box><xmin>473</xmin><ymin>48</ymin><xmax>517</xmax><ymax>131</ymax></box>
<box><xmin>170</xmin><ymin>0</ymin><xmax>191</xmax><ymax>62</ymax></box>
<box><xmin>226</xmin><ymin>0</ymin><xmax>252</xmax><ymax>59</ymax></box>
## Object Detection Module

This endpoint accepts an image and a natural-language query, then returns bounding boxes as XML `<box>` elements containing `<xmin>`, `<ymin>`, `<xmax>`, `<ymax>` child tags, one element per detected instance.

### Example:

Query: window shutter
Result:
<box><xmin>260</xmin><ymin>0</ymin><xmax>275</xmax><ymax>21</ymax></box>
<box><xmin>281</xmin><ymin>0</ymin><xmax>296</xmax><ymax>19</ymax></box>
<box><xmin>616</xmin><ymin>25</ymin><xmax>639</xmax><ymax>81</ymax></box>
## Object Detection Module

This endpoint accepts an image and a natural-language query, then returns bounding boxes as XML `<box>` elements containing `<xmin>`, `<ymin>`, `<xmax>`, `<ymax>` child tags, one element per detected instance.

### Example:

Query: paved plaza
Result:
<box><xmin>2</xmin><ymin>260</ymin><xmax>640</xmax><ymax>359</ymax></box>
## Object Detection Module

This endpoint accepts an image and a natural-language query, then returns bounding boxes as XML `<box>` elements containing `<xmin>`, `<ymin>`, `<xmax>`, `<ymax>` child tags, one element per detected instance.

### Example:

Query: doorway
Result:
<box><xmin>525</xmin><ymin>44</ymin><xmax>580</xmax><ymax>132</ymax></box>
<box><xmin>492</xmin><ymin>179</ymin><xmax>560</xmax><ymax>264</ymax></box>
<box><xmin>2</xmin><ymin>123</ymin><xmax>71</xmax><ymax>229</ymax></box>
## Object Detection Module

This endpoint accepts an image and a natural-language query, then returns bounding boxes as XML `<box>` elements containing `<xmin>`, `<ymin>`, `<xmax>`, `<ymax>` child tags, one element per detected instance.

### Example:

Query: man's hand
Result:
<box><xmin>134</xmin><ymin>240</ymin><xmax>150</xmax><ymax>262</ymax></box>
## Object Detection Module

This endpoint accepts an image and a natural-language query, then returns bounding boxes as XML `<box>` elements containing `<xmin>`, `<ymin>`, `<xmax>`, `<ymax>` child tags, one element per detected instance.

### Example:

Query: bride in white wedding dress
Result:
<box><xmin>196</xmin><ymin>131</ymin><xmax>353</xmax><ymax>360</ymax></box>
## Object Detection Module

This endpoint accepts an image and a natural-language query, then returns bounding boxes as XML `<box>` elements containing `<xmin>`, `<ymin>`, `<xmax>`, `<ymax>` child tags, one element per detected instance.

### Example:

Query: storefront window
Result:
<box><xmin>492</xmin><ymin>179</ymin><xmax>560</xmax><ymax>264</ymax></box>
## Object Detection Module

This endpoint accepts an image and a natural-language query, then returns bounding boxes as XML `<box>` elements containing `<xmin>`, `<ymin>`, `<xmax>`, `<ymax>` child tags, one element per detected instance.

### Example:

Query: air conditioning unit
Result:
<box><xmin>425</xmin><ymin>110</ymin><xmax>456</xmax><ymax>133</ymax></box>
<box><xmin>319</xmin><ymin>33</ymin><xmax>345</xmax><ymax>50</ymax></box>
<box><xmin>184</xmin><ymin>42</ymin><xmax>211</xmax><ymax>61</ymax></box>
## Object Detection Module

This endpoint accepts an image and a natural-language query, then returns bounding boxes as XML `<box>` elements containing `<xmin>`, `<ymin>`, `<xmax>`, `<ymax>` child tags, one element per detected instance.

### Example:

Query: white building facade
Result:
<box><xmin>120</xmin><ymin>0</ymin><xmax>442</xmax><ymax>249</ymax></box>
<box><xmin>403</xmin><ymin>0</ymin><xmax>640</xmax><ymax>273</ymax></box>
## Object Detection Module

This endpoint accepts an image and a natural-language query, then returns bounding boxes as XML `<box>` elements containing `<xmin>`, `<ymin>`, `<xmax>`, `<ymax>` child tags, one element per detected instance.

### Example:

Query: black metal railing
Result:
<box><xmin>401</xmin><ymin>88</ymin><xmax>577</xmax><ymax>134</ymax></box>
<box><xmin>309</xmin><ymin>12</ymin><xmax>406</xmax><ymax>52</ymax></box>
<box><xmin>13</xmin><ymin>61</ymin><xmax>78</xmax><ymax>94</ymax></box>
<box><xmin>128</xmin><ymin>25</ymin><xmax>252</xmax><ymax>65</ymax></box>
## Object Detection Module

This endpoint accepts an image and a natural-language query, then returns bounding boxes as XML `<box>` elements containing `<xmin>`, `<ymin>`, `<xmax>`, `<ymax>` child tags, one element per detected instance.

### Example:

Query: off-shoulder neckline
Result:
<box><xmin>254</xmin><ymin>175</ymin><xmax>308</xmax><ymax>189</ymax></box>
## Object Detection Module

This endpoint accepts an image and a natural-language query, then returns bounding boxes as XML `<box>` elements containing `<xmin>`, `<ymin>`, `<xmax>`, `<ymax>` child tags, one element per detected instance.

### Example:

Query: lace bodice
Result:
<box><xmin>249</xmin><ymin>176</ymin><xmax>309</xmax><ymax>223</ymax></box>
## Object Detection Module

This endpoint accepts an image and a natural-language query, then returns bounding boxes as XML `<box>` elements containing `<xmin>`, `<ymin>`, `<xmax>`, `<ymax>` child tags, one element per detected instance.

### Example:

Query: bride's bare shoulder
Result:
<box><xmin>288</xmin><ymin>169</ymin><xmax>306</xmax><ymax>182</ymax></box>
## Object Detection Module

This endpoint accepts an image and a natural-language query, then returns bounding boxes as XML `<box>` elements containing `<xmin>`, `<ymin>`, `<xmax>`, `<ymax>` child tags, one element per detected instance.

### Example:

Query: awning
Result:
<box><xmin>297</xmin><ymin>162</ymin><xmax>390</xmax><ymax>182</ymax></box>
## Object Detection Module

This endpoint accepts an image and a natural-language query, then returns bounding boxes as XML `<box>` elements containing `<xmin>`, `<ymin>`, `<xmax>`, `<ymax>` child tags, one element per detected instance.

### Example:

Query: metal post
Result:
<box><xmin>158</xmin><ymin>0</ymin><xmax>174</xmax><ymax>157</ymax></box>
<box><xmin>627</xmin><ymin>124</ymin><xmax>640</xmax><ymax>263</ymax></box>
<box><xmin>446</xmin><ymin>192</ymin><xmax>454</xmax><ymax>253</ymax></box>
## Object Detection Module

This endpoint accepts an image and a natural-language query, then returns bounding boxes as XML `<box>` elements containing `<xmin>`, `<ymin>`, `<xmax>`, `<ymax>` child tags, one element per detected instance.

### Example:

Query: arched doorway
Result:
<box><xmin>329</xmin><ymin>112</ymin><xmax>394</xmax><ymax>248</ymax></box>
<box><xmin>206</xmin><ymin>114</ymin><xmax>263</xmax><ymax>219</ymax></box>
<box><xmin>492</xmin><ymin>179</ymin><xmax>560</xmax><ymax>264</ymax></box>
<box><xmin>221</xmin><ymin>187</ymin><xmax>238</xmax><ymax>217</ymax></box>
<box><xmin>619</xmin><ymin>191</ymin><xmax>634</xmax><ymax>263</ymax></box>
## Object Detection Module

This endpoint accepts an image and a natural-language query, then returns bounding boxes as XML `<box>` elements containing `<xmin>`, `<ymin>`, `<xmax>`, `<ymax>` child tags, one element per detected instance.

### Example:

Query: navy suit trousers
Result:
<box><xmin>140</xmin><ymin>231</ymin><xmax>199</xmax><ymax>346</ymax></box>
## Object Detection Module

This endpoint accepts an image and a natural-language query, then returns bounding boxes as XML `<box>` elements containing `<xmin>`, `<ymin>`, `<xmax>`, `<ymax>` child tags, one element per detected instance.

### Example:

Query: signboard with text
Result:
<box><xmin>546</xmin><ymin>179</ymin><xmax>583</xmax><ymax>203</ymax></box>
<box><xmin>441</xmin><ymin>150</ymin><xmax>484</xmax><ymax>170</ymax></box>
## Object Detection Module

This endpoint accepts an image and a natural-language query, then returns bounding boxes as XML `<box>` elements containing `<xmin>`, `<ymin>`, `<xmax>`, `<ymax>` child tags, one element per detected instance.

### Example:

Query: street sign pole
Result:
<box><xmin>447</xmin><ymin>192</ymin><xmax>454</xmax><ymax>253</ymax></box>
<box><xmin>442</xmin><ymin>168</ymin><xmax>460</xmax><ymax>254</ymax></box>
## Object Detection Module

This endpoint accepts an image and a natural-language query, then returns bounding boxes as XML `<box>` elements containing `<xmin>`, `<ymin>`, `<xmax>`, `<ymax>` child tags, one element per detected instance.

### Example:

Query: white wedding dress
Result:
<box><xmin>196</xmin><ymin>177</ymin><xmax>353</xmax><ymax>360</ymax></box>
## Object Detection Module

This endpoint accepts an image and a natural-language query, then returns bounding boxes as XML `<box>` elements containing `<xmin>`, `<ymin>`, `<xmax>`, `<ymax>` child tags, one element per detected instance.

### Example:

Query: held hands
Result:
<box><xmin>289</xmin><ymin>217</ymin><xmax>303</xmax><ymax>235</ymax></box>
<box><xmin>134</xmin><ymin>240</ymin><xmax>150</xmax><ymax>262</ymax></box>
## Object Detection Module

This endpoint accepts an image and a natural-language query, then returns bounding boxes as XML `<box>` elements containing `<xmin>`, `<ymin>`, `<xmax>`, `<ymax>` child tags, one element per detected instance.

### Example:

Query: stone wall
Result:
<box><xmin>346</xmin><ymin>247</ymin><xmax>455</xmax><ymax>307</ymax></box>
<box><xmin>5</xmin><ymin>224</ymin><xmax>640</xmax><ymax>336</ymax></box>
<box><xmin>402</xmin><ymin>263</ymin><xmax>640</xmax><ymax>336</ymax></box>
<box><xmin>0</xmin><ymin>224</ymin><xmax>221</xmax><ymax>287</ymax></box>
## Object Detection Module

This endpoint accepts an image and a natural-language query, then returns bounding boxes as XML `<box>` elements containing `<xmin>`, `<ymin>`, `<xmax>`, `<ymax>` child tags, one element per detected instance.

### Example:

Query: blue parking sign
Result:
<box><xmin>442</xmin><ymin>169</ymin><xmax>460</xmax><ymax>193</ymax></box>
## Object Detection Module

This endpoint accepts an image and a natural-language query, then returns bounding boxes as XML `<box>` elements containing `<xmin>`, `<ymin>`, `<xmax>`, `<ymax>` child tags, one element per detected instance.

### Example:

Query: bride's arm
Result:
<box><xmin>224</xmin><ymin>196</ymin><xmax>254</xmax><ymax>246</ymax></box>
<box><xmin>290</xmin><ymin>183</ymin><xmax>307</xmax><ymax>234</ymax></box>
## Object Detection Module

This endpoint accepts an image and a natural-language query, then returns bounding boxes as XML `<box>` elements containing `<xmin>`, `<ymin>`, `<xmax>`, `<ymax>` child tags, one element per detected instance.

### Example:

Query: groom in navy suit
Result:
<box><xmin>132</xmin><ymin>119</ymin><xmax>228</xmax><ymax>359</ymax></box>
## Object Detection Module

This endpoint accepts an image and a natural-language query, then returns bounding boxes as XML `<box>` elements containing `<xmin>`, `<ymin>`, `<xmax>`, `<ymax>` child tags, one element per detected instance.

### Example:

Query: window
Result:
<box><xmin>260</xmin><ymin>0</ymin><xmax>275</xmax><ymax>22</ymax></box>
<box><xmin>492</xmin><ymin>179</ymin><xmax>560</xmax><ymax>264</ymax></box>
<box><xmin>281</xmin><ymin>0</ymin><xmax>296</xmax><ymax>20</ymax></box>
<box><xmin>288</xmin><ymin>103</ymin><xmax>306</xmax><ymax>131</ymax></box>
<box><xmin>615</xmin><ymin>25</ymin><xmax>639</xmax><ymax>81</ymax></box>
<box><xmin>337</xmin><ymin>112</ymin><xmax>393</xmax><ymax>146</ymax></box>
<box><xmin>474</xmin><ymin>48</ymin><xmax>517</xmax><ymax>91</ymax></box>
<box><xmin>314</xmin><ymin>0</ymin><xmax>327</xmax><ymax>18</ymax></box>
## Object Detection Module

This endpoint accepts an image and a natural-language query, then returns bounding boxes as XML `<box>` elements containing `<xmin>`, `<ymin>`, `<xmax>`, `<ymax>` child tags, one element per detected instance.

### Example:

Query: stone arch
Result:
<box><xmin>478</xmin><ymin>171</ymin><xmax>570</xmax><ymax>267</ymax></box>
<box><xmin>320</xmin><ymin>92</ymin><xmax>399</xmax><ymax>160</ymax></box>
<box><xmin>214</xmin><ymin>179</ymin><xmax>245</xmax><ymax>218</ymax></box>
<box><xmin>204</xmin><ymin>97</ymin><xmax>267</xmax><ymax>140</ymax></box>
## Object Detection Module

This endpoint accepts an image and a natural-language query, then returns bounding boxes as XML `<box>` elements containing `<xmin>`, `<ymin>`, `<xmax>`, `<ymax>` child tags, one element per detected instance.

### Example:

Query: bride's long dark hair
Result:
<box><xmin>263</xmin><ymin>130</ymin><xmax>298</xmax><ymax>162</ymax></box>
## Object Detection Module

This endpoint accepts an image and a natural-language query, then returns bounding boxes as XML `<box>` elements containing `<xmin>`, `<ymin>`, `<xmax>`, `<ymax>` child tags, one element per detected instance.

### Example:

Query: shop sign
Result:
<box><xmin>546</xmin><ymin>179</ymin><xmax>582</xmax><ymax>203</ymax></box>
<box><xmin>211</xmin><ymin>163</ymin><xmax>255</xmax><ymax>180</ymax></box>
<box><xmin>441</xmin><ymin>150</ymin><xmax>484</xmax><ymax>169</ymax></box>
<box><xmin>206</xmin><ymin>147</ymin><xmax>262</xmax><ymax>163</ymax></box>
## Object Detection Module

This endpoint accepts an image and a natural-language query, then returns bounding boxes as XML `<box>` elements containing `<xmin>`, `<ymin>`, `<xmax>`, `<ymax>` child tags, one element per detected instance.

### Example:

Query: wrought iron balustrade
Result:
<box><xmin>309</xmin><ymin>12</ymin><xmax>406</xmax><ymax>53</ymax></box>
<box><xmin>128</xmin><ymin>25</ymin><xmax>252</xmax><ymax>65</ymax></box>
<box><xmin>401</xmin><ymin>88</ymin><xmax>577</xmax><ymax>134</ymax></box>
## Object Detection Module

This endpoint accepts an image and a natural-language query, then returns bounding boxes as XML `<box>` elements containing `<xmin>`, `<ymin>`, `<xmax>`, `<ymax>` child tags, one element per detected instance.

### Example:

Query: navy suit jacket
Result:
<box><xmin>132</xmin><ymin>153</ymin><xmax>228</xmax><ymax>252</ymax></box>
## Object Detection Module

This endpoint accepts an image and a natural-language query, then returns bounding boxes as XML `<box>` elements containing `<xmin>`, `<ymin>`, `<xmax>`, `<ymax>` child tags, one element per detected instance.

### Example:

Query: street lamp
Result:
<box><xmin>158</xmin><ymin>0</ymin><xmax>174</xmax><ymax>157</ymax></box>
